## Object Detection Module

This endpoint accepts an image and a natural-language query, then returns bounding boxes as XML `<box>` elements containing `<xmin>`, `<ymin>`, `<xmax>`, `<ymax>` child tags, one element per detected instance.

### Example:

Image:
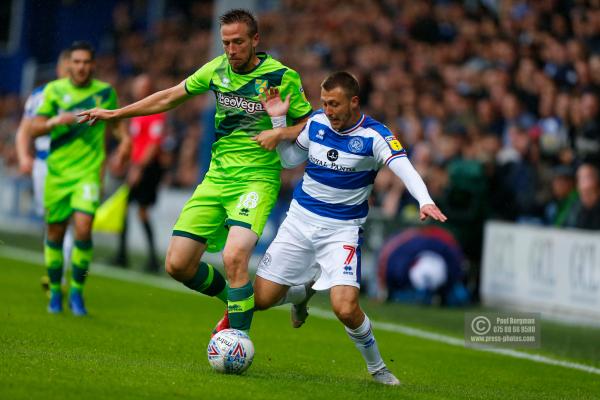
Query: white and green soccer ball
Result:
<box><xmin>207</xmin><ymin>329</ymin><xmax>254</xmax><ymax>374</ymax></box>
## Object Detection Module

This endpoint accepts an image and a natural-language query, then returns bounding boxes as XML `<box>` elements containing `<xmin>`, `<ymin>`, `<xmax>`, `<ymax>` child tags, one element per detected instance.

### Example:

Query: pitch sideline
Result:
<box><xmin>2</xmin><ymin>245</ymin><xmax>599</xmax><ymax>376</ymax></box>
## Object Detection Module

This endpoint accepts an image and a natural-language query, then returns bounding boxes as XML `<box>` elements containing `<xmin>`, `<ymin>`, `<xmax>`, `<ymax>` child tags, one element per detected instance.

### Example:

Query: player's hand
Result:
<box><xmin>77</xmin><ymin>108</ymin><xmax>115</xmax><ymax>125</ymax></box>
<box><xmin>108</xmin><ymin>154</ymin><xmax>126</xmax><ymax>177</ymax></box>
<box><xmin>260</xmin><ymin>87</ymin><xmax>290</xmax><ymax>117</ymax></box>
<box><xmin>252</xmin><ymin>128</ymin><xmax>285</xmax><ymax>151</ymax></box>
<box><xmin>18</xmin><ymin>155</ymin><xmax>33</xmax><ymax>175</ymax></box>
<box><xmin>127</xmin><ymin>164</ymin><xmax>143</xmax><ymax>187</ymax></box>
<box><xmin>420</xmin><ymin>204</ymin><xmax>447</xmax><ymax>222</ymax></box>
<box><xmin>111</xmin><ymin>148</ymin><xmax>130</xmax><ymax>174</ymax></box>
<box><xmin>47</xmin><ymin>112</ymin><xmax>77</xmax><ymax>128</ymax></box>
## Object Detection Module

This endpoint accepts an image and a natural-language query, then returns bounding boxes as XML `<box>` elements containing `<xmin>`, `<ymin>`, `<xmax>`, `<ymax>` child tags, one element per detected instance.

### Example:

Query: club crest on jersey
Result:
<box><xmin>299</xmin><ymin>86</ymin><xmax>307</xmax><ymax>101</ymax></box>
<box><xmin>222</xmin><ymin>77</ymin><xmax>230</xmax><ymax>87</ymax></box>
<box><xmin>348</xmin><ymin>137</ymin><xmax>364</xmax><ymax>153</ymax></box>
<box><xmin>255</xmin><ymin>79</ymin><xmax>268</xmax><ymax>95</ymax></box>
<box><xmin>327</xmin><ymin>149</ymin><xmax>339</xmax><ymax>161</ymax></box>
<box><xmin>385</xmin><ymin>136</ymin><xmax>402</xmax><ymax>151</ymax></box>
<box><xmin>62</xmin><ymin>94</ymin><xmax>72</xmax><ymax>104</ymax></box>
<box><xmin>317</xmin><ymin>129</ymin><xmax>325</xmax><ymax>140</ymax></box>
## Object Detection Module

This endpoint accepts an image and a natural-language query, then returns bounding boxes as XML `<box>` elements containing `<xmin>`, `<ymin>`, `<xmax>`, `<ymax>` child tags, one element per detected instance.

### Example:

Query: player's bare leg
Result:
<box><xmin>330</xmin><ymin>285</ymin><xmax>400</xmax><ymax>385</ymax></box>
<box><xmin>253</xmin><ymin>276</ymin><xmax>289</xmax><ymax>310</ymax></box>
<box><xmin>166</xmin><ymin>236</ymin><xmax>228</xmax><ymax>304</ymax></box>
<box><xmin>166</xmin><ymin>236</ymin><xmax>206</xmax><ymax>281</ymax></box>
<box><xmin>254</xmin><ymin>276</ymin><xmax>316</xmax><ymax>327</ymax></box>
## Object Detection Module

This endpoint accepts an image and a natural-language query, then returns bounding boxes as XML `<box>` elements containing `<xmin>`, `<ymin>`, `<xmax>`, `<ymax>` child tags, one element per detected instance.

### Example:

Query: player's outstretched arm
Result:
<box><xmin>78</xmin><ymin>81</ymin><xmax>190</xmax><ymax>124</ymax></box>
<box><xmin>30</xmin><ymin>113</ymin><xmax>77</xmax><ymax>137</ymax></box>
<box><xmin>419</xmin><ymin>203</ymin><xmax>447</xmax><ymax>222</ymax></box>
<box><xmin>15</xmin><ymin>117</ymin><xmax>34</xmax><ymax>174</ymax></box>
<box><xmin>388</xmin><ymin>157</ymin><xmax>447</xmax><ymax>222</ymax></box>
<box><xmin>254</xmin><ymin>125</ymin><xmax>305</xmax><ymax>151</ymax></box>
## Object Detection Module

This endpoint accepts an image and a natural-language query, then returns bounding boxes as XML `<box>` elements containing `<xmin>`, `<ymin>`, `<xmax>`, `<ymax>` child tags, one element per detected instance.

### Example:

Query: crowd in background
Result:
<box><xmin>1</xmin><ymin>0</ymin><xmax>600</xmax><ymax>268</ymax></box>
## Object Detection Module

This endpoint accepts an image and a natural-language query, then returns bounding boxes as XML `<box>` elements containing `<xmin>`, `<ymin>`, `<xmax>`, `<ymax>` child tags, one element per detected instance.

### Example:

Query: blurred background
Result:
<box><xmin>1</xmin><ymin>0</ymin><xmax>599</xmax><ymax>325</ymax></box>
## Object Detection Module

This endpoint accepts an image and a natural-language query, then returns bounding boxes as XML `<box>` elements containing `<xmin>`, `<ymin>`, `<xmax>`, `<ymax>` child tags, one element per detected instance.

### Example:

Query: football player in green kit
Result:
<box><xmin>78</xmin><ymin>9</ymin><xmax>312</xmax><ymax>334</ymax></box>
<box><xmin>30</xmin><ymin>41</ymin><xmax>131</xmax><ymax>315</ymax></box>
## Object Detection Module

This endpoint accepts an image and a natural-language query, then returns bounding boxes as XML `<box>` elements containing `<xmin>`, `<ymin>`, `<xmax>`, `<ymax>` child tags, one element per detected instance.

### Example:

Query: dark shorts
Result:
<box><xmin>129</xmin><ymin>161</ymin><xmax>163</xmax><ymax>206</ymax></box>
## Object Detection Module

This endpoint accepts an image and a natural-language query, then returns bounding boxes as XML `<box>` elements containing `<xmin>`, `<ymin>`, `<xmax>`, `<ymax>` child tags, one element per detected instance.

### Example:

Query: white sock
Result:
<box><xmin>345</xmin><ymin>315</ymin><xmax>385</xmax><ymax>373</ymax></box>
<box><xmin>274</xmin><ymin>284</ymin><xmax>307</xmax><ymax>306</ymax></box>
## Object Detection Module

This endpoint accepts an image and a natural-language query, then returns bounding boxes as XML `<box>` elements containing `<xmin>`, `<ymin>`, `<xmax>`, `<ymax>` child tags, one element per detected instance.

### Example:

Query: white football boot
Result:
<box><xmin>371</xmin><ymin>367</ymin><xmax>401</xmax><ymax>386</ymax></box>
<box><xmin>291</xmin><ymin>282</ymin><xmax>317</xmax><ymax>328</ymax></box>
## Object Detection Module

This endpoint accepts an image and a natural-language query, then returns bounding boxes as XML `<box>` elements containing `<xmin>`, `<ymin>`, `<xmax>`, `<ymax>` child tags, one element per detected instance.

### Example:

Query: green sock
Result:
<box><xmin>183</xmin><ymin>262</ymin><xmax>228</xmax><ymax>303</ymax></box>
<box><xmin>44</xmin><ymin>240</ymin><xmax>63</xmax><ymax>294</ymax></box>
<box><xmin>70</xmin><ymin>240</ymin><xmax>93</xmax><ymax>293</ymax></box>
<box><xmin>227</xmin><ymin>281</ymin><xmax>254</xmax><ymax>332</ymax></box>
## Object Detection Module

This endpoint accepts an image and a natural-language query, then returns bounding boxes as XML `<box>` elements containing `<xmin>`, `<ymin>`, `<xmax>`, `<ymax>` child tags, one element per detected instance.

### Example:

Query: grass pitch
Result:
<box><xmin>1</xmin><ymin>251</ymin><xmax>599</xmax><ymax>400</ymax></box>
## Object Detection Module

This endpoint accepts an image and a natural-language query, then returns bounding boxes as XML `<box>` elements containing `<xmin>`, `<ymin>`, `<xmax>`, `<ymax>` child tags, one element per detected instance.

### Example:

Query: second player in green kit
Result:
<box><xmin>31</xmin><ymin>41</ymin><xmax>130</xmax><ymax>315</ymax></box>
<box><xmin>78</xmin><ymin>9</ymin><xmax>311</xmax><ymax>333</ymax></box>
<box><xmin>38</xmin><ymin>78</ymin><xmax>117</xmax><ymax>223</ymax></box>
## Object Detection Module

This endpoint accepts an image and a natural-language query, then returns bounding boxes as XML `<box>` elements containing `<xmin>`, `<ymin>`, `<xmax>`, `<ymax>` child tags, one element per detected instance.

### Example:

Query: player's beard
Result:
<box><xmin>231</xmin><ymin>48</ymin><xmax>256</xmax><ymax>73</ymax></box>
<box><xmin>331</xmin><ymin>110</ymin><xmax>352</xmax><ymax>131</ymax></box>
<box><xmin>71</xmin><ymin>70</ymin><xmax>92</xmax><ymax>86</ymax></box>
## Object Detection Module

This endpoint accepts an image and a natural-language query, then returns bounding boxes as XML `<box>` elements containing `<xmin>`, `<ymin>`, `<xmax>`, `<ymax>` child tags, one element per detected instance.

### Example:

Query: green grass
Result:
<box><xmin>1</xmin><ymin>252</ymin><xmax>600</xmax><ymax>399</ymax></box>
<box><xmin>343</xmin><ymin>299</ymin><xmax>600</xmax><ymax>369</ymax></box>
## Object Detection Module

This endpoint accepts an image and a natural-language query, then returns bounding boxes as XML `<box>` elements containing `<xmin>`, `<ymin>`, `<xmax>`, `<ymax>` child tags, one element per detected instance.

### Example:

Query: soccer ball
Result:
<box><xmin>207</xmin><ymin>329</ymin><xmax>254</xmax><ymax>374</ymax></box>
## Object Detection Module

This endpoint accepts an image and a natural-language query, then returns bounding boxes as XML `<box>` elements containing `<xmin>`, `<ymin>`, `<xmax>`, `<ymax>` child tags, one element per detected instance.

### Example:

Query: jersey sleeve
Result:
<box><xmin>184</xmin><ymin>58</ymin><xmax>219</xmax><ymax>96</ymax></box>
<box><xmin>280</xmin><ymin>69</ymin><xmax>312</xmax><ymax>123</ymax></box>
<box><xmin>295</xmin><ymin>119</ymin><xmax>311</xmax><ymax>151</ymax></box>
<box><xmin>388</xmin><ymin>157</ymin><xmax>434</xmax><ymax>206</ymax></box>
<box><xmin>35</xmin><ymin>84</ymin><xmax>57</xmax><ymax>118</ymax></box>
<box><xmin>277</xmin><ymin>137</ymin><xmax>308</xmax><ymax>168</ymax></box>
<box><xmin>372</xmin><ymin>126</ymin><xmax>407</xmax><ymax>166</ymax></box>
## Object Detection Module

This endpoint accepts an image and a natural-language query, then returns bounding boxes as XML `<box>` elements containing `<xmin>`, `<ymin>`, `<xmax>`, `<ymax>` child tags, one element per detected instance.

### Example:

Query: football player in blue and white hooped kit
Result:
<box><xmin>252</xmin><ymin>72</ymin><xmax>447</xmax><ymax>385</ymax></box>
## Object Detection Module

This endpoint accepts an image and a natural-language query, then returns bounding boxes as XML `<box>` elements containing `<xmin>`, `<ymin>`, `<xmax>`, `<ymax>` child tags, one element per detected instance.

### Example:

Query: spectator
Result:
<box><xmin>565</xmin><ymin>163</ymin><xmax>600</xmax><ymax>230</ymax></box>
<box><xmin>545</xmin><ymin>165</ymin><xmax>578</xmax><ymax>226</ymax></box>
<box><xmin>573</xmin><ymin>91</ymin><xmax>600</xmax><ymax>167</ymax></box>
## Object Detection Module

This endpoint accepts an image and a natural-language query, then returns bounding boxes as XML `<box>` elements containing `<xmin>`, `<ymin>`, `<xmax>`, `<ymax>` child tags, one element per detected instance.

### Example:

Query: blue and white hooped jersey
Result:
<box><xmin>289</xmin><ymin>110</ymin><xmax>407</xmax><ymax>226</ymax></box>
<box><xmin>24</xmin><ymin>84</ymin><xmax>51</xmax><ymax>160</ymax></box>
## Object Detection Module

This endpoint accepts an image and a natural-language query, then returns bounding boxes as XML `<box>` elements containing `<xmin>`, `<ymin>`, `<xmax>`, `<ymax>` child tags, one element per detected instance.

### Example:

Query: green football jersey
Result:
<box><xmin>185</xmin><ymin>52</ymin><xmax>312</xmax><ymax>182</ymax></box>
<box><xmin>36</xmin><ymin>78</ymin><xmax>118</xmax><ymax>183</ymax></box>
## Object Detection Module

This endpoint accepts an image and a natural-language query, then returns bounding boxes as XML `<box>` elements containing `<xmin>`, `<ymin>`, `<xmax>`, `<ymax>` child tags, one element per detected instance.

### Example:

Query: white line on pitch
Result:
<box><xmin>2</xmin><ymin>245</ymin><xmax>599</xmax><ymax>376</ymax></box>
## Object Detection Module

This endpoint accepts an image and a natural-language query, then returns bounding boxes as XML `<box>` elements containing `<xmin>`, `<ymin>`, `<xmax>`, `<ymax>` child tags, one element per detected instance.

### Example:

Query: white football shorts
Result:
<box><xmin>256</xmin><ymin>213</ymin><xmax>363</xmax><ymax>291</ymax></box>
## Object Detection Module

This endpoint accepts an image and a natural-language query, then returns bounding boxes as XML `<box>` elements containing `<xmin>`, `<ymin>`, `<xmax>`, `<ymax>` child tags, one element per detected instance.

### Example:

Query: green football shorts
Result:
<box><xmin>172</xmin><ymin>176</ymin><xmax>281</xmax><ymax>253</ymax></box>
<box><xmin>44</xmin><ymin>177</ymin><xmax>101</xmax><ymax>224</ymax></box>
